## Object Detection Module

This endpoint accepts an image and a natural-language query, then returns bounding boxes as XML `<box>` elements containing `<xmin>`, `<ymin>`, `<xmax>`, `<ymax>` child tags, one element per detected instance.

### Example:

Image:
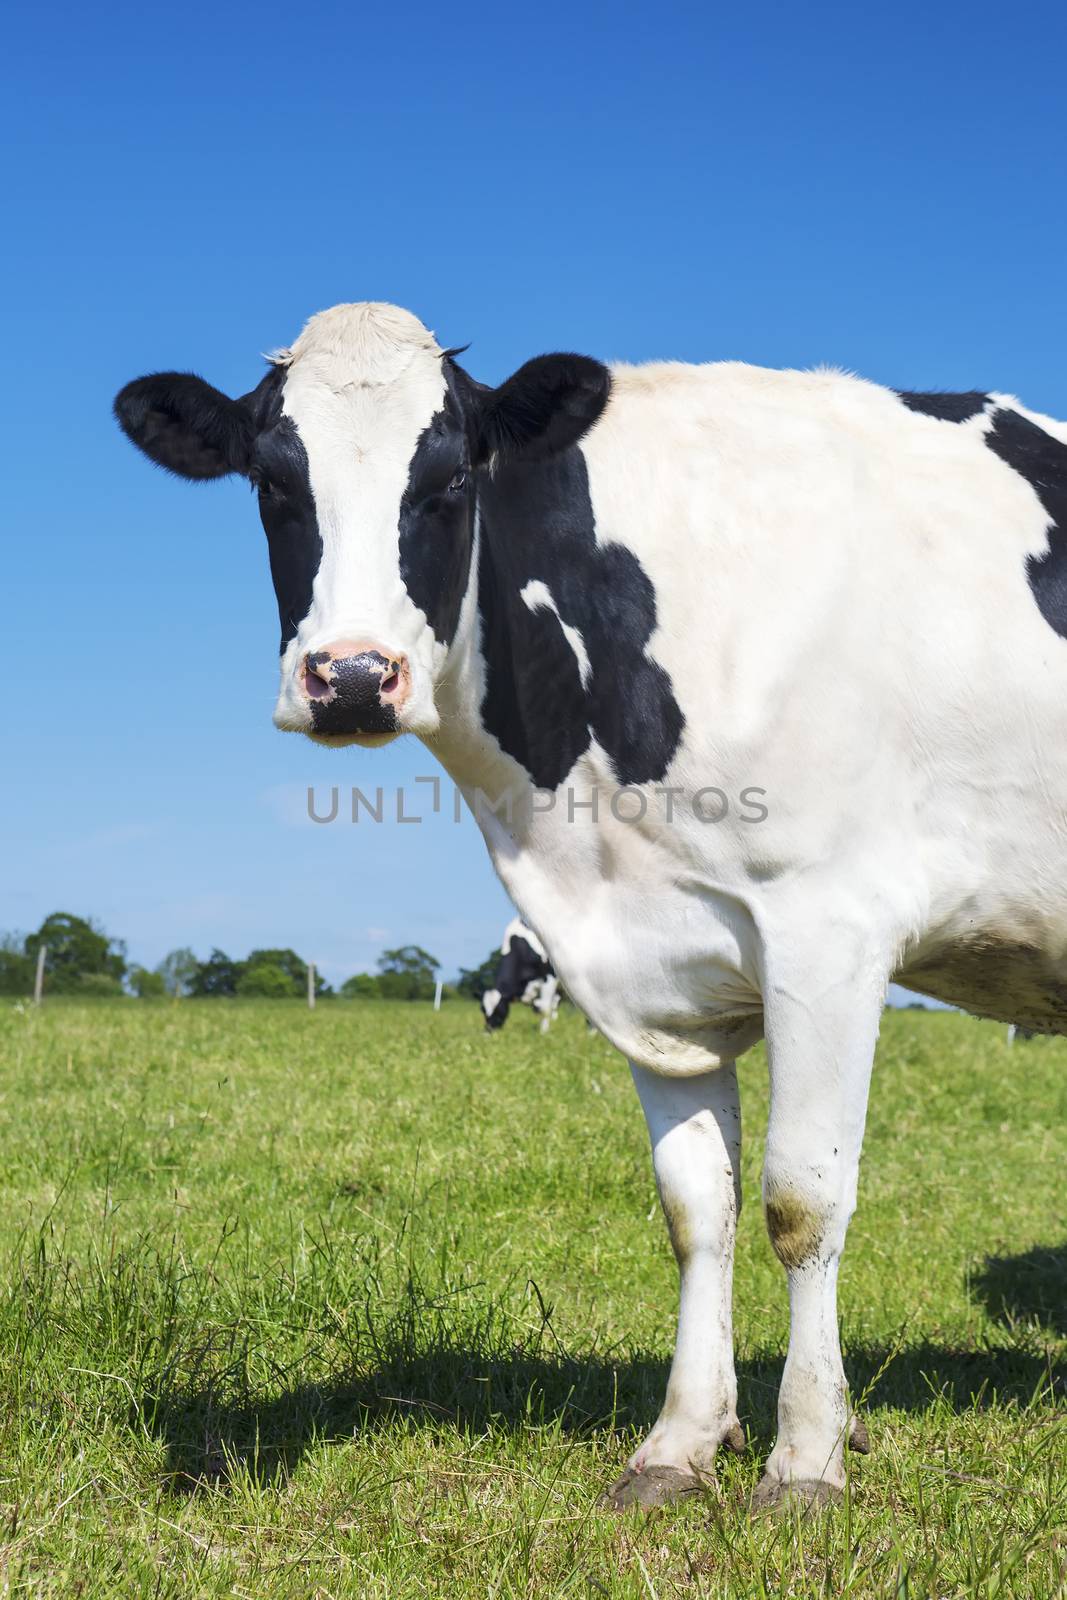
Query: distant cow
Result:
<box><xmin>117</xmin><ymin>302</ymin><xmax>1067</xmax><ymax>1513</ymax></box>
<box><xmin>481</xmin><ymin>918</ymin><xmax>560</xmax><ymax>1033</ymax></box>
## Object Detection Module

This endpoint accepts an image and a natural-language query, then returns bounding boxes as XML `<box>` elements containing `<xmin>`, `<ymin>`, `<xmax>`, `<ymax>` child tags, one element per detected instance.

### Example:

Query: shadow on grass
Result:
<box><xmin>142</xmin><ymin>1332</ymin><xmax>1065</xmax><ymax>1492</ymax></box>
<box><xmin>973</xmin><ymin>1243</ymin><xmax>1067</xmax><ymax>1339</ymax></box>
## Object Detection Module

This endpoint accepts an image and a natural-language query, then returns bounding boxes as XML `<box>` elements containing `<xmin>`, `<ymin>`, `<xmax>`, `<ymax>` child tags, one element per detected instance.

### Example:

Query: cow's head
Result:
<box><xmin>115</xmin><ymin>303</ymin><xmax>610</xmax><ymax>745</ymax></box>
<box><xmin>480</xmin><ymin>987</ymin><xmax>509</xmax><ymax>1031</ymax></box>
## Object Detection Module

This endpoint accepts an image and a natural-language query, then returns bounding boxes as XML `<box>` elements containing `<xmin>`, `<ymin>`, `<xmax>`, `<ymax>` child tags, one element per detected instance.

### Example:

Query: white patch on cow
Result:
<box><xmin>534</xmin><ymin>973</ymin><xmax>560</xmax><ymax>1032</ymax></box>
<box><xmin>271</xmin><ymin>303</ymin><xmax>450</xmax><ymax>743</ymax></box>
<box><xmin>500</xmin><ymin>915</ymin><xmax>548</xmax><ymax>960</ymax></box>
<box><xmin>519</xmin><ymin>580</ymin><xmax>593</xmax><ymax>688</ymax></box>
<box><xmin>481</xmin><ymin>988</ymin><xmax>501</xmax><ymax>1019</ymax></box>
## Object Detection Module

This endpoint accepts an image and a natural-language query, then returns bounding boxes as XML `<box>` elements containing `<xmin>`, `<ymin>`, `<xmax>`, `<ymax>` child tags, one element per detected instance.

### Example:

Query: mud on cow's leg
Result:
<box><xmin>752</xmin><ymin>962</ymin><xmax>883</xmax><ymax>1513</ymax></box>
<box><xmin>603</xmin><ymin>1062</ymin><xmax>744</xmax><ymax>1512</ymax></box>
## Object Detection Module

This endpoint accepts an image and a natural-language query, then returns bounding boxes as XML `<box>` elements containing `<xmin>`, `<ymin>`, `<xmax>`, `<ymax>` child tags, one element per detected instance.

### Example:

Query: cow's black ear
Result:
<box><xmin>113</xmin><ymin>372</ymin><xmax>254</xmax><ymax>480</ymax></box>
<box><xmin>473</xmin><ymin>354</ymin><xmax>611</xmax><ymax>465</ymax></box>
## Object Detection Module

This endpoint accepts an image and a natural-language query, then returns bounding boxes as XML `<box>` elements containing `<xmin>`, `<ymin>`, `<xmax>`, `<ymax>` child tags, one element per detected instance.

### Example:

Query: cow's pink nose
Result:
<box><xmin>302</xmin><ymin>640</ymin><xmax>410</xmax><ymax>735</ymax></box>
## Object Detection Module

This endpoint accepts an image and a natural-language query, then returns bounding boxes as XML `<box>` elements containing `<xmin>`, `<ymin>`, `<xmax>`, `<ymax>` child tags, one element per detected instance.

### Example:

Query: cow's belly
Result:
<box><xmin>898</xmin><ymin>937</ymin><xmax>1067</xmax><ymax>1033</ymax></box>
<box><xmin>901</xmin><ymin>780</ymin><xmax>1067</xmax><ymax>1032</ymax></box>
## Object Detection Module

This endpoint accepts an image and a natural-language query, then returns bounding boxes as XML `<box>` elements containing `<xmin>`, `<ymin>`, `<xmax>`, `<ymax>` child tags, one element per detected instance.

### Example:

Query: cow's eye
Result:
<box><xmin>447</xmin><ymin>472</ymin><xmax>467</xmax><ymax>494</ymax></box>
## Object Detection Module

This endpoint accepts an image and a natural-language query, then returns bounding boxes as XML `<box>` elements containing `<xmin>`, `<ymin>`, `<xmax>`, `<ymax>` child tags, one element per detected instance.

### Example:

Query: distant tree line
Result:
<box><xmin>0</xmin><ymin>913</ymin><xmax>128</xmax><ymax>998</ymax></box>
<box><xmin>338</xmin><ymin>946</ymin><xmax>443</xmax><ymax>1001</ymax></box>
<box><xmin>0</xmin><ymin>914</ymin><xmax>456</xmax><ymax>1002</ymax></box>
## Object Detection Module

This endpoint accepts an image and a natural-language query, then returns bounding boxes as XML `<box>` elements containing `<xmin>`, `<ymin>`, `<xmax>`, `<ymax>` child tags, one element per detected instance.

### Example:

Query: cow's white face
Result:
<box><xmin>115</xmin><ymin>302</ymin><xmax>611</xmax><ymax>746</ymax></box>
<box><xmin>263</xmin><ymin>305</ymin><xmax>469</xmax><ymax>745</ymax></box>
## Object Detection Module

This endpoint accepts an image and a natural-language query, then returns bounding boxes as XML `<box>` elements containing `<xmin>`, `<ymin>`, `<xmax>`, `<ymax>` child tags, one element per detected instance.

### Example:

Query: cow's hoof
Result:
<box><xmin>750</xmin><ymin>1476</ymin><xmax>842</xmax><ymax>1515</ymax></box>
<box><xmin>848</xmin><ymin>1415</ymin><xmax>870</xmax><ymax>1454</ymax></box>
<box><xmin>600</xmin><ymin>1464</ymin><xmax>704</xmax><ymax>1512</ymax></box>
<box><xmin>723</xmin><ymin>1422</ymin><xmax>747</xmax><ymax>1454</ymax></box>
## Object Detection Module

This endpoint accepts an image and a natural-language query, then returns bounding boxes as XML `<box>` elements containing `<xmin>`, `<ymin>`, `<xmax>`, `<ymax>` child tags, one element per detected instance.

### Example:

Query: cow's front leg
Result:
<box><xmin>538</xmin><ymin>975</ymin><xmax>560</xmax><ymax>1033</ymax></box>
<box><xmin>753</xmin><ymin>972</ymin><xmax>882</xmax><ymax>1510</ymax></box>
<box><xmin>604</xmin><ymin>1062</ymin><xmax>743</xmax><ymax>1510</ymax></box>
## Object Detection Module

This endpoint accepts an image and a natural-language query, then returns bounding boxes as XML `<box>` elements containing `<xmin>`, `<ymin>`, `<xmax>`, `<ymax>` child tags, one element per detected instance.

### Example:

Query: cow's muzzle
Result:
<box><xmin>302</xmin><ymin>640</ymin><xmax>410</xmax><ymax>736</ymax></box>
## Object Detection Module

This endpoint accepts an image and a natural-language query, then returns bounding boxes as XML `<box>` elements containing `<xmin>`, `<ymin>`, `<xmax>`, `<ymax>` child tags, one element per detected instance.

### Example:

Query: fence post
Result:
<box><xmin>308</xmin><ymin>962</ymin><xmax>316</xmax><ymax>1010</ymax></box>
<box><xmin>33</xmin><ymin>944</ymin><xmax>47</xmax><ymax>1006</ymax></box>
<box><xmin>434</xmin><ymin>978</ymin><xmax>443</xmax><ymax>1012</ymax></box>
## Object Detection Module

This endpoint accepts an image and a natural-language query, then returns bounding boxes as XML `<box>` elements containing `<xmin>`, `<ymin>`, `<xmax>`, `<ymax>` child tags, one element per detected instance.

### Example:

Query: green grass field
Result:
<box><xmin>0</xmin><ymin>1000</ymin><xmax>1062</xmax><ymax>1598</ymax></box>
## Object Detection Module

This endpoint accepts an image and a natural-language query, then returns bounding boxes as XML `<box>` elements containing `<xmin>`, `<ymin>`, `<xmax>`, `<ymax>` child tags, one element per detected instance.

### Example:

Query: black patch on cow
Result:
<box><xmin>399</xmin><ymin>384</ymin><xmax>474</xmax><ymax>647</ymax></box>
<box><xmin>497</xmin><ymin>933</ymin><xmax>549</xmax><ymax>994</ymax></box>
<box><xmin>897</xmin><ymin>390</ymin><xmax>989</xmax><ymax>423</ymax></box>
<box><xmin>476</xmin><ymin>447</ymin><xmax>685</xmax><ymax>789</ymax></box>
<box><xmin>983</xmin><ymin>407</ymin><xmax>1067</xmax><ymax>640</ymax></box>
<box><xmin>250</xmin><ymin>412</ymin><xmax>323</xmax><ymax>651</ymax></box>
<box><xmin>309</xmin><ymin>650</ymin><xmax>398</xmax><ymax>736</ymax></box>
<box><xmin>485</xmin><ymin>932</ymin><xmax>552</xmax><ymax>1030</ymax></box>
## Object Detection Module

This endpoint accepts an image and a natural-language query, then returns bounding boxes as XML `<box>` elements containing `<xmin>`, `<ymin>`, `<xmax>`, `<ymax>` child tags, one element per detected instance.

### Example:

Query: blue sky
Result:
<box><xmin>4</xmin><ymin>0</ymin><xmax>1066</xmax><ymax>987</ymax></box>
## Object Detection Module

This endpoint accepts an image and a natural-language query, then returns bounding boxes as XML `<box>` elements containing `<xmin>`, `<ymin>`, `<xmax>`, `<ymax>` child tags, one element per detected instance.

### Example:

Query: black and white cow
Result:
<box><xmin>116</xmin><ymin>303</ymin><xmax>1067</xmax><ymax>1511</ymax></box>
<box><xmin>481</xmin><ymin>917</ymin><xmax>560</xmax><ymax>1033</ymax></box>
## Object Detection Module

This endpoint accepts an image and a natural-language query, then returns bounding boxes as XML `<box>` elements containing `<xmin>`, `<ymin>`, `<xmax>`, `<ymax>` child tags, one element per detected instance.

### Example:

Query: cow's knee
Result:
<box><xmin>659</xmin><ymin>1175</ymin><xmax>734</xmax><ymax>1269</ymax></box>
<box><xmin>652</xmin><ymin>1103</ymin><xmax>742</xmax><ymax>1269</ymax></box>
<box><xmin>762</xmin><ymin>1152</ymin><xmax>850</xmax><ymax>1270</ymax></box>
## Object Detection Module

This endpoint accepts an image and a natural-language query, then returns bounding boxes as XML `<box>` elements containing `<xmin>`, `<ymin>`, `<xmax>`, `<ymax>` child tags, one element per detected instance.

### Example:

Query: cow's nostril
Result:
<box><xmin>380</xmin><ymin>671</ymin><xmax>399</xmax><ymax>695</ymax></box>
<box><xmin>303</xmin><ymin>655</ymin><xmax>334</xmax><ymax>700</ymax></box>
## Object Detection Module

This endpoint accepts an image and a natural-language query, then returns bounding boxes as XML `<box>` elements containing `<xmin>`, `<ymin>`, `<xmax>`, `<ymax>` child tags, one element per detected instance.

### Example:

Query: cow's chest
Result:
<box><xmin>486</xmin><ymin>841</ymin><xmax>764</xmax><ymax>1071</ymax></box>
